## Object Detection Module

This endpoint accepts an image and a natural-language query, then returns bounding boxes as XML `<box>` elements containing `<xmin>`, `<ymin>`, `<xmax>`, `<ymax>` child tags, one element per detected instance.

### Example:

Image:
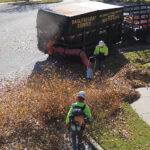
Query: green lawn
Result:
<box><xmin>124</xmin><ymin>50</ymin><xmax>150</xmax><ymax>71</ymax></box>
<box><xmin>90</xmin><ymin>103</ymin><xmax>150</xmax><ymax>150</ymax></box>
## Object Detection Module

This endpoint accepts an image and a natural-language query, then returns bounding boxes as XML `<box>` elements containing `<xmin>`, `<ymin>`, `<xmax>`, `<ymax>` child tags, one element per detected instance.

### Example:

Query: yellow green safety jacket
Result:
<box><xmin>94</xmin><ymin>44</ymin><xmax>109</xmax><ymax>56</ymax></box>
<box><xmin>66</xmin><ymin>102</ymin><xmax>92</xmax><ymax>124</ymax></box>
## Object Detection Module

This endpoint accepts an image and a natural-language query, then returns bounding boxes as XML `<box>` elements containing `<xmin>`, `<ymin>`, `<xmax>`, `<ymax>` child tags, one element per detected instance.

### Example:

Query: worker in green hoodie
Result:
<box><xmin>66</xmin><ymin>91</ymin><xmax>92</xmax><ymax>150</ymax></box>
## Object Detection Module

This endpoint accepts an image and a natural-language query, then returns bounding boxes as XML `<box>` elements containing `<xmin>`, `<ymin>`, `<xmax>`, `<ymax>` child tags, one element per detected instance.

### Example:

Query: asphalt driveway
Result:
<box><xmin>0</xmin><ymin>3</ymin><xmax>55</xmax><ymax>83</ymax></box>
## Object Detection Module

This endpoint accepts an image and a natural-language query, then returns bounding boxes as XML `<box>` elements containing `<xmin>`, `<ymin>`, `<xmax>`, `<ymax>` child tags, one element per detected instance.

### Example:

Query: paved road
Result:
<box><xmin>0</xmin><ymin>3</ymin><xmax>57</xmax><ymax>83</ymax></box>
<box><xmin>131</xmin><ymin>87</ymin><xmax>150</xmax><ymax>126</ymax></box>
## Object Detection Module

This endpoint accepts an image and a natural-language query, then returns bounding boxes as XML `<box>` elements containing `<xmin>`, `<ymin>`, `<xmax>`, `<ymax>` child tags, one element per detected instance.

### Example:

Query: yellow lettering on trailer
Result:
<box><xmin>72</xmin><ymin>16</ymin><xmax>96</xmax><ymax>28</ymax></box>
<box><xmin>99</xmin><ymin>10</ymin><xmax>122</xmax><ymax>23</ymax></box>
<box><xmin>77</xmin><ymin>22</ymin><xmax>91</xmax><ymax>28</ymax></box>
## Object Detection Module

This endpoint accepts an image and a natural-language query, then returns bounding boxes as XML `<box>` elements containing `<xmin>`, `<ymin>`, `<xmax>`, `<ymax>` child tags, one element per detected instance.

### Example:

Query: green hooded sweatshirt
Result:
<box><xmin>66</xmin><ymin>102</ymin><xmax>92</xmax><ymax>124</ymax></box>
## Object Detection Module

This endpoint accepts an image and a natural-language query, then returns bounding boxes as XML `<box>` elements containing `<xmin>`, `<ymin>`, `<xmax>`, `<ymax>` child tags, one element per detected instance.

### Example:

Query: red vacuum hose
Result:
<box><xmin>47</xmin><ymin>41</ymin><xmax>92</xmax><ymax>68</ymax></box>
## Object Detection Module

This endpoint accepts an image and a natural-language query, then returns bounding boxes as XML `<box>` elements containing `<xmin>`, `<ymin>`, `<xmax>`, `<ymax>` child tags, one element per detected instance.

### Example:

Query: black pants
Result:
<box><xmin>72</xmin><ymin>131</ymin><xmax>83</xmax><ymax>150</ymax></box>
<box><xmin>95</xmin><ymin>55</ymin><xmax>105</xmax><ymax>71</ymax></box>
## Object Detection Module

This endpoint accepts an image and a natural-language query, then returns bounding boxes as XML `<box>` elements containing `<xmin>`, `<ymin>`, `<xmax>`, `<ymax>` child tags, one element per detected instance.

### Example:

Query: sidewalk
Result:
<box><xmin>131</xmin><ymin>87</ymin><xmax>150</xmax><ymax>126</ymax></box>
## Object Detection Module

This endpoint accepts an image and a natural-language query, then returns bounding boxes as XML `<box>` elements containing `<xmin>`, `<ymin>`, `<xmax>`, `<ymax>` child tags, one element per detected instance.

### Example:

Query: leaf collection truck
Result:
<box><xmin>36</xmin><ymin>1</ymin><xmax>150</xmax><ymax>68</ymax></box>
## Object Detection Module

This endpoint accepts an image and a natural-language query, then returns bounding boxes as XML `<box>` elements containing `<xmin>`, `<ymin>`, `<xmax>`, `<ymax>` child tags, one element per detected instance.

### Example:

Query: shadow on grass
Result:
<box><xmin>104</xmin><ymin>49</ymin><xmax>129</xmax><ymax>75</ymax></box>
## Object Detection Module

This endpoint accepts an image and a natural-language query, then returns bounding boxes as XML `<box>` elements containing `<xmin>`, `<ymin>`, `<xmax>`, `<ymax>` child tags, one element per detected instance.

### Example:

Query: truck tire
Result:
<box><xmin>144</xmin><ymin>32</ymin><xmax>150</xmax><ymax>44</ymax></box>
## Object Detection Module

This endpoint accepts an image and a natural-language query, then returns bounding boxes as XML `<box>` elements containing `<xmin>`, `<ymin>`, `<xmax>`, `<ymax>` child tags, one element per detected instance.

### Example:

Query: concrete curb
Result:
<box><xmin>86</xmin><ymin>134</ymin><xmax>104</xmax><ymax>150</ymax></box>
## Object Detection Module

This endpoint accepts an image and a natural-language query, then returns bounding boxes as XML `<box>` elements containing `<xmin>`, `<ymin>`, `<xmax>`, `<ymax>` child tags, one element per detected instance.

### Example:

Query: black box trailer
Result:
<box><xmin>37</xmin><ymin>1</ymin><xmax>123</xmax><ymax>57</ymax></box>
